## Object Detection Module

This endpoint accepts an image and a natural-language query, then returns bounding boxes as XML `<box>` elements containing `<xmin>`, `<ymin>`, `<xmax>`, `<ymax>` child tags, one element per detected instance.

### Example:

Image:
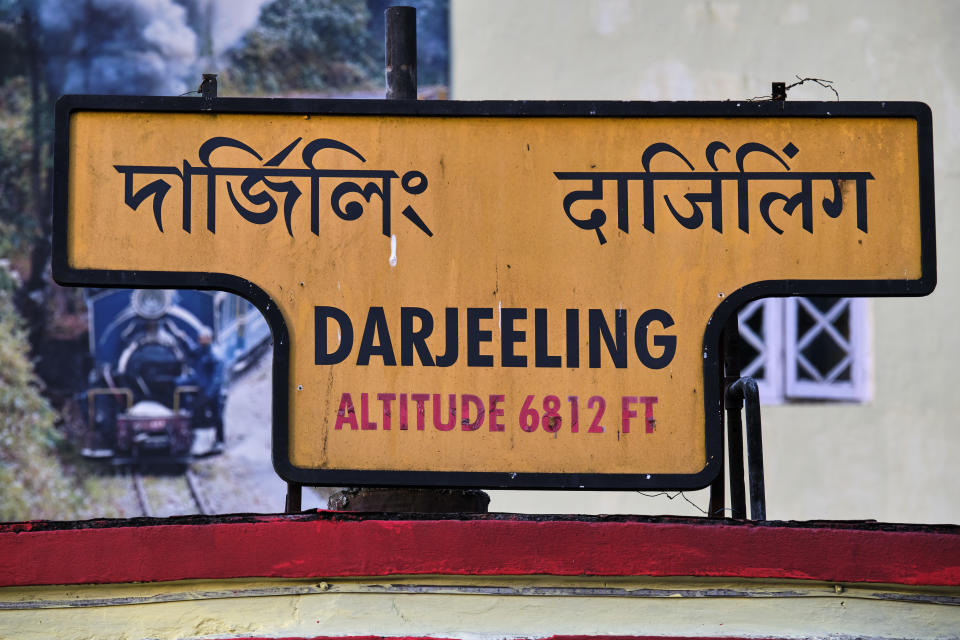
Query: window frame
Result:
<box><xmin>737</xmin><ymin>297</ymin><xmax>871</xmax><ymax>404</ymax></box>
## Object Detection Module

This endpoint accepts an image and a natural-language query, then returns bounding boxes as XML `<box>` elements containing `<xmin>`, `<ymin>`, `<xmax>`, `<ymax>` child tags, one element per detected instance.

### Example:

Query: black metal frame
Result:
<box><xmin>722</xmin><ymin>376</ymin><xmax>766</xmax><ymax>520</ymax></box>
<box><xmin>52</xmin><ymin>96</ymin><xmax>936</xmax><ymax>492</ymax></box>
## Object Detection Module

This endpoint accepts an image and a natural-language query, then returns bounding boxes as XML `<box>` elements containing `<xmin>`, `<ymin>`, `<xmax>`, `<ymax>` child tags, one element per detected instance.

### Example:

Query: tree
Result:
<box><xmin>226</xmin><ymin>0</ymin><xmax>379</xmax><ymax>95</ymax></box>
<box><xmin>0</xmin><ymin>77</ymin><xmax>34</xmax><ymax>259</ymax></box>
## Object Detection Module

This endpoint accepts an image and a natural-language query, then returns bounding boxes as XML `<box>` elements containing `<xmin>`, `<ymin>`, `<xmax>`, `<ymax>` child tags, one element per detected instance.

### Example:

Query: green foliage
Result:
<box><xmin>0</xmin><ymin>76</ymin><xmax>36</xmax><ymax>259</ymax></box>
<box><xmin>226</xmin><ymin>0</ymin><xmax>379</xmax><ymax>95</ymax></box>
<box><xmin>0</xmin><ymin>275</ymin><xmax>81</xmax><ymax>521</ymax></box>
<box><xmin>0</xmin><ymin>18</ymin><xmax>28</xmax><ymax>83</ymax></box>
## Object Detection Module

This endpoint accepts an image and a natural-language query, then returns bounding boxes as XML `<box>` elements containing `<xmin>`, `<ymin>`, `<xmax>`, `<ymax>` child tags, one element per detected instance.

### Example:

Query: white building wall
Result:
<box><xmin>452</xmin><ymin>0</ymin><xmax>960</xmax><ymax>523</ymax></box>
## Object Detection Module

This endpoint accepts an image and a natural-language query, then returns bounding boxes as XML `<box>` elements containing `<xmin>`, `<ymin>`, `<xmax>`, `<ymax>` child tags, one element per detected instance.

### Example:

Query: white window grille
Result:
<box><xmin>736</xmin><ymin>297</ymin><xmax>870</xmax><ymax>404</ymax></box>
<box><xmin>736</xmin><ymin>299</ymin><xmax>784</xmax><ymax>404</ymax></box>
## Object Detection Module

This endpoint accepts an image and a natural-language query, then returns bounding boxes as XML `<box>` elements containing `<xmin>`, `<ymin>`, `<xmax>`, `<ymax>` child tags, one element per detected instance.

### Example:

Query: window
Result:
<box><xmin>737</xmin><ymin>297</ymin><xmax>871</xmax><ymax>404</ymax></box>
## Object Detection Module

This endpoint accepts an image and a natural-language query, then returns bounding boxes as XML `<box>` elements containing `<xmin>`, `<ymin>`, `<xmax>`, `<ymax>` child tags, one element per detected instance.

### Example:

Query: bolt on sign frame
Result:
<box><xmin>53</xmin><ymin>96</ymin><xmax>936</xmax><ymax>491</ymax></box>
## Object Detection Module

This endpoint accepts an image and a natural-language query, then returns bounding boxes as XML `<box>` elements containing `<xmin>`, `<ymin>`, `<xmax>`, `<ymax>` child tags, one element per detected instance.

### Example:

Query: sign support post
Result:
<box><xmin>286</xmin><ymin>4</ymin><xmax>425</xmax><ymax>513</ymax></box>
<box><xmin>326</xmin><ymin>6</ymin><xmax>491</xmax><ymax>514</ymax></box>
<box><xmin>706</xmin><ymin>83</ymin><xmax>792</xmax><ymax>520</ymax></box>
<box><xmin>385</xmin><ymin>6</ymin><xmax>417</xmax><ymax>101</ymax></box>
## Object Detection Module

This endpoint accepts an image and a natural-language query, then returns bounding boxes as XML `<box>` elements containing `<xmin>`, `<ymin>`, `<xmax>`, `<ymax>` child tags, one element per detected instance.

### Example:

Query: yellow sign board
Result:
<box><xmin>53</xmin><ymin>97</ymin><xmax>935</xmax><ymax>489</ymax></box>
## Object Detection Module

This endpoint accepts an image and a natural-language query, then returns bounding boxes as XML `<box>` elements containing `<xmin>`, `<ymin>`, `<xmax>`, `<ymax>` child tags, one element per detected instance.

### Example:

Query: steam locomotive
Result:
<box><xmin>79</xmin><ymin>288</ymin><xmax>269</xmax><ymax>465</ymax></box>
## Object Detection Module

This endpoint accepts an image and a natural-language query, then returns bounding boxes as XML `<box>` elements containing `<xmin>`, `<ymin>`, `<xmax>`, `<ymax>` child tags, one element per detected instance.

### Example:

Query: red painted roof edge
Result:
<box><xmin>2</xmin><ymin>512</ymin><xmax>959</xmax><ymax>588</ymax></box>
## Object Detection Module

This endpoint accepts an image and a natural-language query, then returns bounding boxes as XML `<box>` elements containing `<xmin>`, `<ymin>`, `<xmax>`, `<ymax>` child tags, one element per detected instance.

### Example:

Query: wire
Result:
<box><xmin>637</xmin><ymin>491</ymin><xmax>735</xmax><ymax>517</ymax></box>
<box><xmin>747</xmin><ymin>76</ymin><xmax>839</xmax><ymax>102</ymax></box>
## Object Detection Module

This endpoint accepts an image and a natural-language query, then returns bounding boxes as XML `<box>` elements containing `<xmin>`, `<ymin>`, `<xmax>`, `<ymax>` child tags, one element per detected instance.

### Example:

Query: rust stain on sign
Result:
<box><xmin>55</xmin><ymin>99</ymin><xmax>934</xmax><ymax>488</ymax></box>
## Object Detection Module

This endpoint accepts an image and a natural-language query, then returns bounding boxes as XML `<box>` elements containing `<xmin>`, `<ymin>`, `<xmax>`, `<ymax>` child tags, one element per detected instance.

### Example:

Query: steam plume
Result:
<box><xmin>40</xmin><ymin>0</ymin><xmax>199</xmax><ymax>95</ymax></box>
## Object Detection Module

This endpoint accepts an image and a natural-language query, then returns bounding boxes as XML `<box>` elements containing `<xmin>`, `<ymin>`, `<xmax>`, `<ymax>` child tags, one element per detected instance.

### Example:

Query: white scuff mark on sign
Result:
<box><xmin>498</xmin><ymin>300</ymin><xmax>502</xmax><ymax>330</ymax></box>
<box><xmin>389</xmin><ymin>234</ymin><xmax>398</xmax><ymax>267</ymax></box>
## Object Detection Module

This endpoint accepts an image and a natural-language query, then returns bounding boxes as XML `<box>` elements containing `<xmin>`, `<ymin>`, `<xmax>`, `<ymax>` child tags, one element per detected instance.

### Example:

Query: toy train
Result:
<box><xmin>79</xmin><ymin>288</ymin><xmax>269</xmax><ymax>465</ymax></box>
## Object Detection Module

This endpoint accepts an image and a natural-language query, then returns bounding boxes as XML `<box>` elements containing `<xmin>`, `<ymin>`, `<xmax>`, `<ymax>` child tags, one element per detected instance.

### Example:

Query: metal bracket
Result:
<box><xmin>725</xmin><ymin>376</ymin><xmax>766</xmax><ymax>520</ymax></box>
<box><xmin>200</xmin><ymin>73</ymin><xmax>217</xmax><ymax>110</ymax></box>
<box><xmin>709</xmin><ymin>315</ymin><xmax>767</xmax><ymax>520</ymax></box>
<box><xmin>772</xmin><ymin>81</ymin><xmax>787</xmax><ymax>101</ymax></box>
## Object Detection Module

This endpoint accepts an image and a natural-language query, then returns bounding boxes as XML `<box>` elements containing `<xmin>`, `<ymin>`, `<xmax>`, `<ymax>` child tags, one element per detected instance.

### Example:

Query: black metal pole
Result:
<box><xmin>723</xmin><ymin>320</ymin><xmax>747</xmax><ymax>519</ymax></box>
<box><xmin>741</xmin><ymin>378</ymin><xmax>766</xmax><ymax>520</ymax></box>
<box><xmin>707</xmin><ymin>447</ymin><xmax>725</xmax><ymax>517</ymax></box>
<box><xmin>725</xmin><ymin>387</ymin><xmax>746</xmax><ymax>519</ymax></box>
<box><xmin>324</xmin><ymin>7</ymin><xmax>488</xmax><ymax>515</ymax></box>
<box><xmin>285</xmin><ymin>482</ymin><xmax>302</xmax><ymax>514</ymax></box>
<box><xmin>385</xmin><ymin>6</ymin><xmax>417</xmax><ymax>100</ymax></box>
<box><xmin>286</xmin><ymin>9</ymin><xmax>414</xmax><ymax>516</ymax></box>
<box><xmin>707</xmin><ymin>334</ymin><xmax>726</xmax><ymax>518</ymax></box>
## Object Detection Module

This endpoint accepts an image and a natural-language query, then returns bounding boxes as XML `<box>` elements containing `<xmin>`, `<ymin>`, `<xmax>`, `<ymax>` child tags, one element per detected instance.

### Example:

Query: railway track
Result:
<box><xmin>131</xmin><ymin>467</ymin><xmax>212</xmax><ymax>517</ymax></box>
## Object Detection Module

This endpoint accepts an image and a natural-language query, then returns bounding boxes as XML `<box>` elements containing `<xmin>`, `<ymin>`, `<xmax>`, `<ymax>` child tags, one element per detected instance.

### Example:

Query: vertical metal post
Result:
<box><xmin>385</xmin><ymin>6</ymin><xmax>417</xmax><ymax>100</ymax></box>
<box><xmin>707</xmin><ymin>334</ymin><xmax>726</xmax><ymax>518</ymax></box>
<box><xmin>724</xmin><ymin>377</ymin><xmax>766</xmax><ymax>520</ymax></box>
<box><xmin>707</xmin><ymin>450</ymin><xmax>725</xmax><ymax>517</ymax></box>
<box><xmin>723</xmin><ymin>319</ymin><xmax>747</xmax><ymax>519</ymax></box>
<box><xmin>324</xmin><ymin>7</ymin><xmax>488</xmax><ymax>515</ymax></box>
<box><xmin>285</xmin><ymin>482</ymin><xmax>302</xmax><ymax>514</ymax></box>
<box><xmin>742</xmin><ymin>379</ymin><xmax>766</xmax><ymax>520</ymax></box>
<box><xmin>725</xmin><ymin>398</ymin><xmax>747</xmax><ymax>519</ymax></box>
